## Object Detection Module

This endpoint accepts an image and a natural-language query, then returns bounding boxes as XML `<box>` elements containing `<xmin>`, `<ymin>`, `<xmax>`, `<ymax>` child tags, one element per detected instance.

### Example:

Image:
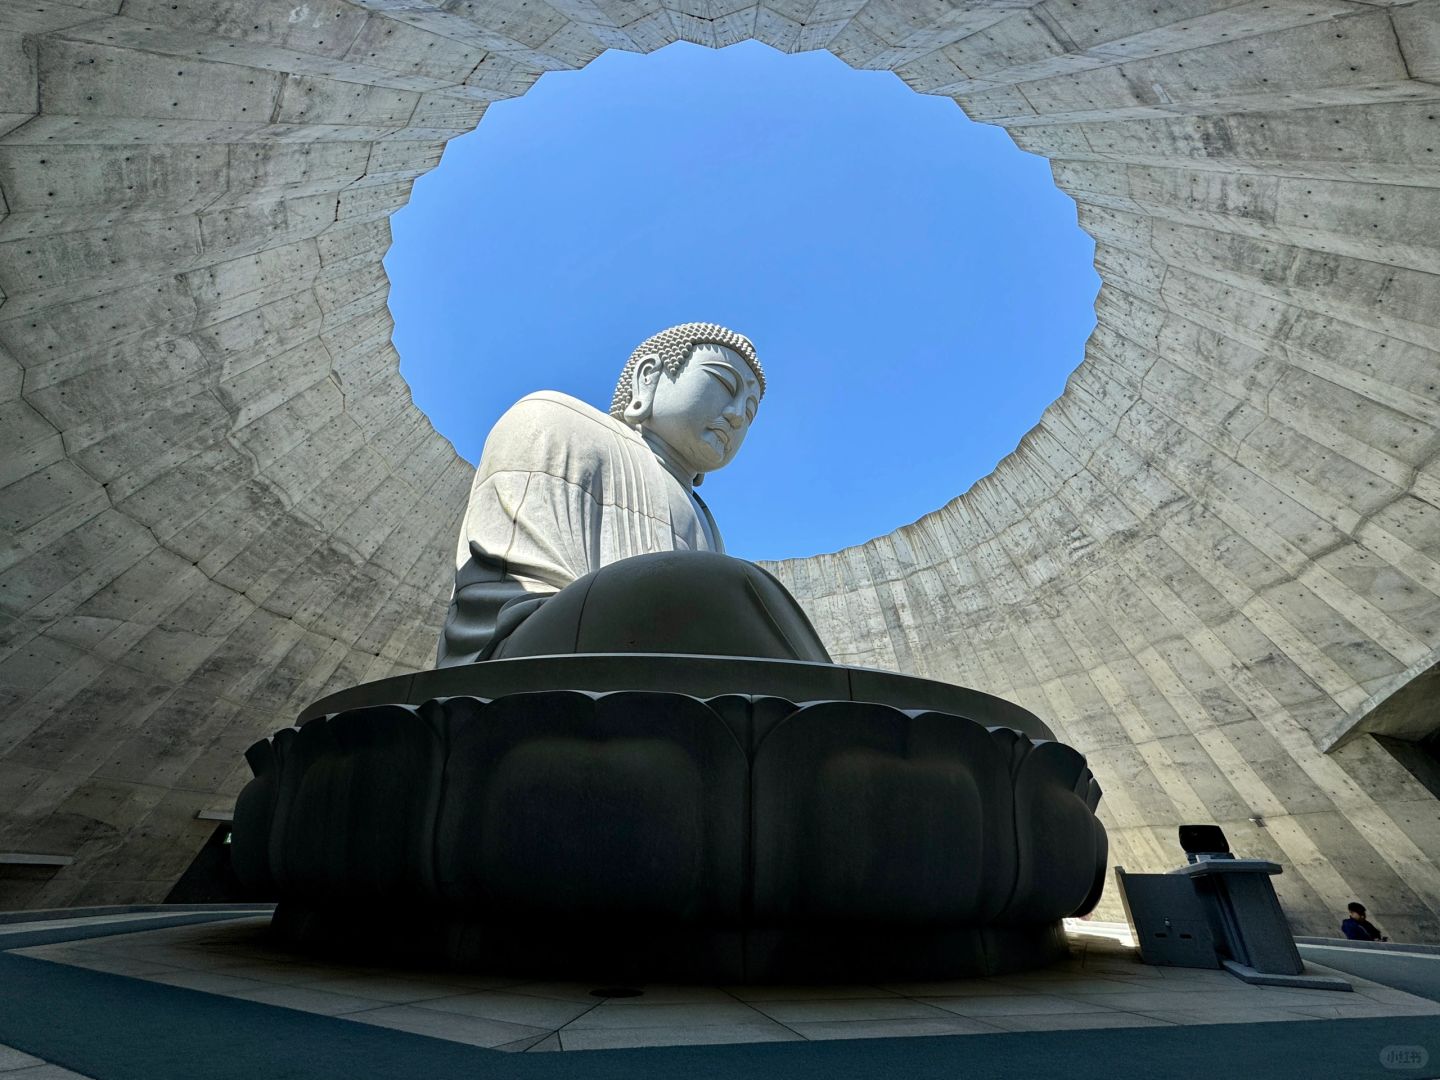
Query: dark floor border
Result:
<box><xmin>2</xmin><ymin>913</ymin><xmax>1437</xmax><ymax>1080</ymax></box>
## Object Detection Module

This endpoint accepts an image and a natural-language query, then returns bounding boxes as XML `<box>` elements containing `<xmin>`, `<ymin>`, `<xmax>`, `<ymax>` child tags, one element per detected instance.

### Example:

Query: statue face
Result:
<box><xmin>636</xmin><ymin>344</ymin><xmax>761</xmax><ymax>476</ymax></box>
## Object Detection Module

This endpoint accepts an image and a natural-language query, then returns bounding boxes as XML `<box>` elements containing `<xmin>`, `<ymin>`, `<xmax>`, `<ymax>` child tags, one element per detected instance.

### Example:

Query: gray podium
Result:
<box><xmin>1116</xmin><ymin>826</ymin><xmax>1350</xmax><ymax>991</ymax></box>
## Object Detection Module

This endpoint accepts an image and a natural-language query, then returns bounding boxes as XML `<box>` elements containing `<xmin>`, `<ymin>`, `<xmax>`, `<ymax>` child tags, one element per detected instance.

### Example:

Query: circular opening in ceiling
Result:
<box><xmin>386</xmin><ymin>41</ymin><xmax>1099</xmax><ymax>561</ymax></box>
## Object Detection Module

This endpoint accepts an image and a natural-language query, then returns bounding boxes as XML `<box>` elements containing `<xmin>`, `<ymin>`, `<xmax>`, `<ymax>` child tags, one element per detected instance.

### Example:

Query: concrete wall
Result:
<box><xmin>0</xmin><ymin>0</ymin><xmax>1437</xmax><ymax>935</ymax></box>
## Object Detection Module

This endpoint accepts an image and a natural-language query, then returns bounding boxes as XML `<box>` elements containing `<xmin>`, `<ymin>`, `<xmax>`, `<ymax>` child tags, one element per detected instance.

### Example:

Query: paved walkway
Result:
<box><xmin>1299</xmin><ymin>942</ymin><xmax>1440</xmax><ymax>1005</ymax></box>
<box><xmin>1</xmin><ymin>1042</ymin><xmax>94</xmax><ymax>1080</ymax></box>
<box><xmin>3</xmin><ymin>909</ymin><xmax>1438</xmax><ymax>1079</ymax></box>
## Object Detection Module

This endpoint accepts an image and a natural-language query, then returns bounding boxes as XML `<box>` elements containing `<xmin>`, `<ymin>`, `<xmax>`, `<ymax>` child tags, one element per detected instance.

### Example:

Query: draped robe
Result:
<box><xmin>436</xmin><ymin>391</ymin><xmax>725</xmax><ymax>667</ymax></box>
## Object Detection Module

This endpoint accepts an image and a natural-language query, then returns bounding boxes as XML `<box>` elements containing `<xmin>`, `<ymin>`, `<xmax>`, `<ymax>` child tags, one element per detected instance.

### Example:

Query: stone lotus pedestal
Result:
<box><xmin>231</xmin><ymin>654</ymin><xmax>1107</xmax><ymax>982</ymax></box>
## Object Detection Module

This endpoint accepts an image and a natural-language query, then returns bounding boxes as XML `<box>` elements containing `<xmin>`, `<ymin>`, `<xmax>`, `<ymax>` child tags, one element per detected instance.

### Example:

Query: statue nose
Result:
<box><xmin>722</xmin><ymin>406</ymin><xmax>744</xmax><ymax>428</ymax></box>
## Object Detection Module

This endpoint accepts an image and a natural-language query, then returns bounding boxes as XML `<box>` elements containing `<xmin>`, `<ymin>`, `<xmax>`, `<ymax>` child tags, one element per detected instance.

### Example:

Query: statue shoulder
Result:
<box><xmin>479</xmin><ymin>391</ymin><xmax>634</xmax><ymax>475</ymax></box>
<box><xmin>511</xmin><ymin>390</ymin><xmax>622</xmax><ymax>427</ymax></box>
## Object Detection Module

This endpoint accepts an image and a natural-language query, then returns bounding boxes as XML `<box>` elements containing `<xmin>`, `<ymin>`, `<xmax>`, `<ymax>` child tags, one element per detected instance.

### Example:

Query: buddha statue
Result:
<box><xmin>235</xmin><ymin>322</ymin><xmax>1110</xmax><ymax>983</ymax></box>
<box><xmin>436</xmin><ymin>322</ymin><xmax>833</xmax><ymax>667</ymax></box>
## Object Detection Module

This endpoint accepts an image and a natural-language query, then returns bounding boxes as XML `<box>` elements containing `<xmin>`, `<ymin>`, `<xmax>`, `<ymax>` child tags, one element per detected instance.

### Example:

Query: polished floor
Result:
<box><xmin>0</xmin><ymin>1043</ymin><xmax>91</xmax><ymax>1080</ymax></box>
<box><xmin>3</xmin><ymin>908</ymin><xmax>1438</xmax><ymax>1079</ymax></box>
<box><xmin>11</xmin><ymin>912</ymin><xmax>1440</xmax><ymax>1052</ymax></box>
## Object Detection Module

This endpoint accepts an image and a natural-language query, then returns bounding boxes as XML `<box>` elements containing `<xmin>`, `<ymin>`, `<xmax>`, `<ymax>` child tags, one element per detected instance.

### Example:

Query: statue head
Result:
<box><xmin>610</xmin><ymin>323</ymin><xmax>766</xmax><ymax>479</ymax></box>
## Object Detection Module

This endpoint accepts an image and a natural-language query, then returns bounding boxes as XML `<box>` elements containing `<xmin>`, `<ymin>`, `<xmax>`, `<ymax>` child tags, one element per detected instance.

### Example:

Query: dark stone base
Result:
<box><xmin>233</xmin><ymin>656</ymin><xmax>1107</xmax><ymax>982</ymax></box>
<box><xmin>270</xmin><ymin>902</ymin><xmax>1071</xmax><ymax>982</ymax></box>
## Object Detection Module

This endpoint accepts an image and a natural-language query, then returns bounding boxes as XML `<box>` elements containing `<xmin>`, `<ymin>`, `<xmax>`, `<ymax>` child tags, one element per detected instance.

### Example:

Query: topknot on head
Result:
<box><xmin>610</xmin><ymin>322</ymin><xmax>765</xmax><ymax>420</ymax></box>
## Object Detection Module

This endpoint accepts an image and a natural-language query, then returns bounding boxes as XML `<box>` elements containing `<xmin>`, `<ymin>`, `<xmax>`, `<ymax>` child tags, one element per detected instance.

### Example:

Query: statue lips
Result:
<box><xmin>706</xmin><ymin>422</ymin><xmax>732</xmax><ymax>449</ymax></box>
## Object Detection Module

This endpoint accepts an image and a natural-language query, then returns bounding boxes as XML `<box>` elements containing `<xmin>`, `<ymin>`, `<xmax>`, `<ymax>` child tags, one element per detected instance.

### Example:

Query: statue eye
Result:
<box><xmin>705</xmin><ymin>365</ymin><xmax>740</xmax><ymax>395</ymax></box>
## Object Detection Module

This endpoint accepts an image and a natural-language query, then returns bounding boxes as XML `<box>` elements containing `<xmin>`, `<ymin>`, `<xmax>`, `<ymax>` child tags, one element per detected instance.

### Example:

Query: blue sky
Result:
<box><xmin>386</xmin><ymin>41</ymin><xmax>1098</xmax><ymax>561</ymax></box>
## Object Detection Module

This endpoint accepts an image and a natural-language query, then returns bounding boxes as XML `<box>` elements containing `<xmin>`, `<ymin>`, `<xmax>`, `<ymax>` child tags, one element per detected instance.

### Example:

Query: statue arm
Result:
<box><xmin>437</xmin><ymin>396</ymin><xmax>607</xmax><ymax>665</ymax></box>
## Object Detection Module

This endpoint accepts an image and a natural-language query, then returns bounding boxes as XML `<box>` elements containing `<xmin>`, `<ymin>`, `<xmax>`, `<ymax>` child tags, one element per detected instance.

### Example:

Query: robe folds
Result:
<box><xmin>436</xmin><ymin>391</ymin><xmax>726</xmax><ymax>667</ymax></box>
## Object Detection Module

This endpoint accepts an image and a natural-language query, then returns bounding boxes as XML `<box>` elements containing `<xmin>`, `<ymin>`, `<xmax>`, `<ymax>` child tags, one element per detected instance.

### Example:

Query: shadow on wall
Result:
<box><xmin>1333</xmin><ymin>656</ymin><xmax>1440</xmax><ymax>798</ymax></box>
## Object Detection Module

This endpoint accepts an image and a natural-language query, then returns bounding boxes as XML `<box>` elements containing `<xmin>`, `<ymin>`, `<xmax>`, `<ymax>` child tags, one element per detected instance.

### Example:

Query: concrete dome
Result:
<box><xmin>1</xmin><ymin>0</ymin><xmax>1437</xmax><ymax>936</ymax></box>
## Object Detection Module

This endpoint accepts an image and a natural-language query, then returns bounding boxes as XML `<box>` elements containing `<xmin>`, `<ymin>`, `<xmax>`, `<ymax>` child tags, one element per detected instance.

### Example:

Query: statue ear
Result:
<box><xmin>624</xmin><ymin>354</ymin><xmax>661</xmax><ymax>425</ymax></box>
